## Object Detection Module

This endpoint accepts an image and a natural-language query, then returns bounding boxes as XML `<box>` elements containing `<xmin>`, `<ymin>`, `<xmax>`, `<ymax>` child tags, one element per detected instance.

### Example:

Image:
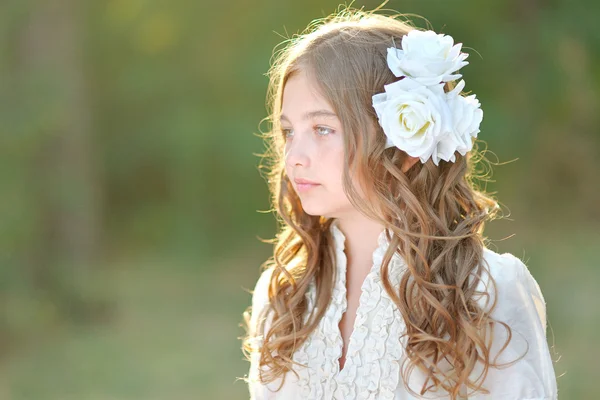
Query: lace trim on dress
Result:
<box><xmin>293</xmin><ymin>221</ymin><xmax>408</xmax><ymax>399</ymax></box>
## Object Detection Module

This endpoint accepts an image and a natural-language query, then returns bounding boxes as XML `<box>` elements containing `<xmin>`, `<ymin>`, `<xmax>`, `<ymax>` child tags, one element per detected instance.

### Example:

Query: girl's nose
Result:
<box><xmin>285</xmin><ymin>134</ymin><xmax>311</xmax><ymax>169</ymax></box>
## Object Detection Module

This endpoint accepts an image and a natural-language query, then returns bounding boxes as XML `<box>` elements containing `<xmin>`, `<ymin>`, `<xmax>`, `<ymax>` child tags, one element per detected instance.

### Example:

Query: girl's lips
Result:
<box><xmin>294</xmin><ymin>178</ymin><xmax>320</xmax><ymax>192</ymax></box>
<box><xmin>296</xmin><ymin>182</ymin><xmax>320</xmax><ymax>192</ymax></box>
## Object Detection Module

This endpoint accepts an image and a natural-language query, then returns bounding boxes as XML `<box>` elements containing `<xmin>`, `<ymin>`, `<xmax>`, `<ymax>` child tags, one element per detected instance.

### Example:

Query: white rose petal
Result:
<box><xmin>426</xmin><ymin>84</ymin><xmax>483</xmax><ymax>165</ymax></box>
<box><xmin>446</xmin><ymin>85</ymin><xmax>483</xmax><ymax>156</ymax></box>
<box><xmin>373</xmin><ymin>78</ymin><xmax>453</xmax><ymax>163</ymax></box>
<box><xmin>432</xmin><ymin>135</ymin><xmax>459</xmax><ymax>164</ymax></box>
<box><xmin>386</xmin><ymin>30</ymin><xmax>469</xmax><ymax>86</ymax></box>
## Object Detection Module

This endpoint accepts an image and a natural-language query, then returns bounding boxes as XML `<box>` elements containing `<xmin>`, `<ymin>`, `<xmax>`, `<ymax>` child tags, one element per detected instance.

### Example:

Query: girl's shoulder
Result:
<box><xmin>481</xmin><ymin>247</ymin><xmax>533</xmax><ymax>283</ymax></box>
<box><xmin>480</xmin><ymin>247</ymin><xmax>543</xmax><ymax>296</ymax></box>
<box><xmin>478</xmin><ymin>247</ymin><xmax>547</xmax><ymax>330</ymax></box>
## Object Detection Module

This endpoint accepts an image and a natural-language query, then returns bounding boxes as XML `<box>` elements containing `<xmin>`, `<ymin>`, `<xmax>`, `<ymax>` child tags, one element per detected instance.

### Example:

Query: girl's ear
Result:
<box><xmin>401</xmin><ymin>156</ymin><xmax>420</xmax><ymax>173</ymax></box>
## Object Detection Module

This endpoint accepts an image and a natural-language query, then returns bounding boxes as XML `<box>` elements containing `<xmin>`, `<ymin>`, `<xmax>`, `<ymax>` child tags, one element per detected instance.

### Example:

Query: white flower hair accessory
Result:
<box><xmin>372</xmin><ymin>29</ymin><xmax>483</xmax><ymax>166</ymax></box>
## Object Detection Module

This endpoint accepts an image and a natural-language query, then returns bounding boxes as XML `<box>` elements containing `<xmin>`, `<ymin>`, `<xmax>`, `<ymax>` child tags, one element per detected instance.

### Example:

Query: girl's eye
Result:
<box><xmin>281</xmin><ymin>126</ymin><xmax>334</xmax><ymax>139</ymax></box>
<box><xmin>315</xmin><ymin>126</ymin><xmax>334</xmax><ymax>136</ymax></box>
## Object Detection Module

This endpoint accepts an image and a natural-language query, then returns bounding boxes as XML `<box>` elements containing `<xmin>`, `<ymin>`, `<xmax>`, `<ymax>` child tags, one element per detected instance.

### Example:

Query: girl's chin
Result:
<box><xmin>300</xmin><ymin>208</ymin><xmax>325</xmax><ymax>217</ymax></box>
<box><xmin>300</xmin><ymin>203</ymin><xmax>336</xmax><ymax>218</ymax></box>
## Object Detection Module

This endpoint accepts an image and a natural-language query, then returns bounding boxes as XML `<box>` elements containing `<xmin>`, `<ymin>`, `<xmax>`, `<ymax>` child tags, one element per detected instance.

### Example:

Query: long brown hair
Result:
<box><xmin>242</xmin><ymin>6</ymin><xmax>522</xmax><ymax>399</ymax></box>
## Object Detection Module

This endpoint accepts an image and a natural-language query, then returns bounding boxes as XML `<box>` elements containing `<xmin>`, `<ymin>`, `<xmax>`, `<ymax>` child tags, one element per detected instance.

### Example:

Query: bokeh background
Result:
<box><xmin>1</xmin><ymin>0</ymin><xmax>598</xmax><ymax>399</ymax></box>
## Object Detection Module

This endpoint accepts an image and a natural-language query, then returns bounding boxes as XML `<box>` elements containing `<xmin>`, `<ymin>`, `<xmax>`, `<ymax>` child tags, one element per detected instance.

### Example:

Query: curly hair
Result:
<box><xmin>241</xmin><ymin>6</ymin><xmax>523</xmax><ymax>399</ymax></box>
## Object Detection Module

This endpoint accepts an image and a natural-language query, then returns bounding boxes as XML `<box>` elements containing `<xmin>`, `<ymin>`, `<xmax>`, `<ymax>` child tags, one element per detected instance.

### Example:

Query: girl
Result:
<box><xmin>241</xmin><ymin>6</ymin><xmax>558</xmax><ymax>400</ymax></box>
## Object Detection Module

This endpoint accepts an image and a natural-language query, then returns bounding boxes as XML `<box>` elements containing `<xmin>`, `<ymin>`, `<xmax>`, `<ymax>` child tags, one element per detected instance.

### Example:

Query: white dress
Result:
<box><xmin>246</xmin><ymin>222</ymin><xmax>558</xmax><ymax>399</ymax></box>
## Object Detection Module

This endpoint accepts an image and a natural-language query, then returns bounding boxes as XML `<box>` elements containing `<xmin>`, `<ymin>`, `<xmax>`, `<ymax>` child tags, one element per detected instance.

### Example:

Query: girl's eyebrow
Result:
<box><xmin>279</xmin><ymin>110</ymin><xmax>338</xmax><ymax>123</ymax></box>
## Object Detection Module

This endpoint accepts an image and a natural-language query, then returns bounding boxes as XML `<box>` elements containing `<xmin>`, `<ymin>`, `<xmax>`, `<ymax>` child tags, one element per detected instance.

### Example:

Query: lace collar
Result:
<box><xmin>329</xmin><ymin>219</ymin><xmax>405</xmax><ymax>275</ymax></box>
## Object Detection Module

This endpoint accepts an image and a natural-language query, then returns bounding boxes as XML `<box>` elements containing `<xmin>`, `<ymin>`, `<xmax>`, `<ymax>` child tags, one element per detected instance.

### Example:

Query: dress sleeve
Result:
<box><xmin>247</xmin><ymin>267</ymin><xmax>275</xmax><ymax>400</ymax></box>
<box><xmin>470</xmin><ymin>252</ymin><xmax>558</xmax><ymax>399</ymax></box>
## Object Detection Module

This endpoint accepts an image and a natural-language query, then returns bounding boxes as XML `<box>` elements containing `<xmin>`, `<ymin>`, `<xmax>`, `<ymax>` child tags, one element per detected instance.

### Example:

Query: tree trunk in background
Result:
<box><xmin>18</xmin><ymin>0</ymin><xmax>103</xmax><ymax>321</ymax></box>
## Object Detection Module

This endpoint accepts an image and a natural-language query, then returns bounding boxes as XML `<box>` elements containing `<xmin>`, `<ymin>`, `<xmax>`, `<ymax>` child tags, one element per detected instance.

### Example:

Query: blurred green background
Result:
<box><xmin>0</xmin><ymin>0</ymin><xmax>598</xmax><ymax>399</ymax></box>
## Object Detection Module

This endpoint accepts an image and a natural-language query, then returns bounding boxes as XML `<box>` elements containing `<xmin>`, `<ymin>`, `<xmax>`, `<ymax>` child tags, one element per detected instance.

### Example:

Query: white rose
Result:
<box><xmin>442</xmin><ymin>80</ymin><xmax>483</xmax><ymax>159</ymax></box>
<box><xmin>372</xmin><ymin>77</ymin><xmax>453</xmax><ymax>164</ymax></box>
<box><xmin>386</xmin><ymin>30</ymin><xmax>469</xmax><ymax>86</ymax></box>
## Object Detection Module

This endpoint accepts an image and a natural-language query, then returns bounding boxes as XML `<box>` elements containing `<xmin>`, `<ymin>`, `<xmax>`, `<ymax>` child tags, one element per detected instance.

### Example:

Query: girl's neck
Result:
<box><xmin>335</xmin><ymin>214</ymin><xmax>385</xmax><ymax>273</ymax></box>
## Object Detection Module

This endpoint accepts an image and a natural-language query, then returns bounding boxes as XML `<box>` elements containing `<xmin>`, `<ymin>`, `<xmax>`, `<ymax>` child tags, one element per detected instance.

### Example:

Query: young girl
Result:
<box><xmin>241</xmin><ymin>6</ymin><xmax>558</xmax><ymax>400</ymax></box>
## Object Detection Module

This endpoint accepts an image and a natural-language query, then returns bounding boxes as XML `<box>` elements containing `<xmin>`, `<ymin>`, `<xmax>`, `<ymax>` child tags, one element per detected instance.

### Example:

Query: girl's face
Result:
<box><xmin>281</xmin><ymin>70</ymin><xmax>357</xmax><ymax>219</ymax></box>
